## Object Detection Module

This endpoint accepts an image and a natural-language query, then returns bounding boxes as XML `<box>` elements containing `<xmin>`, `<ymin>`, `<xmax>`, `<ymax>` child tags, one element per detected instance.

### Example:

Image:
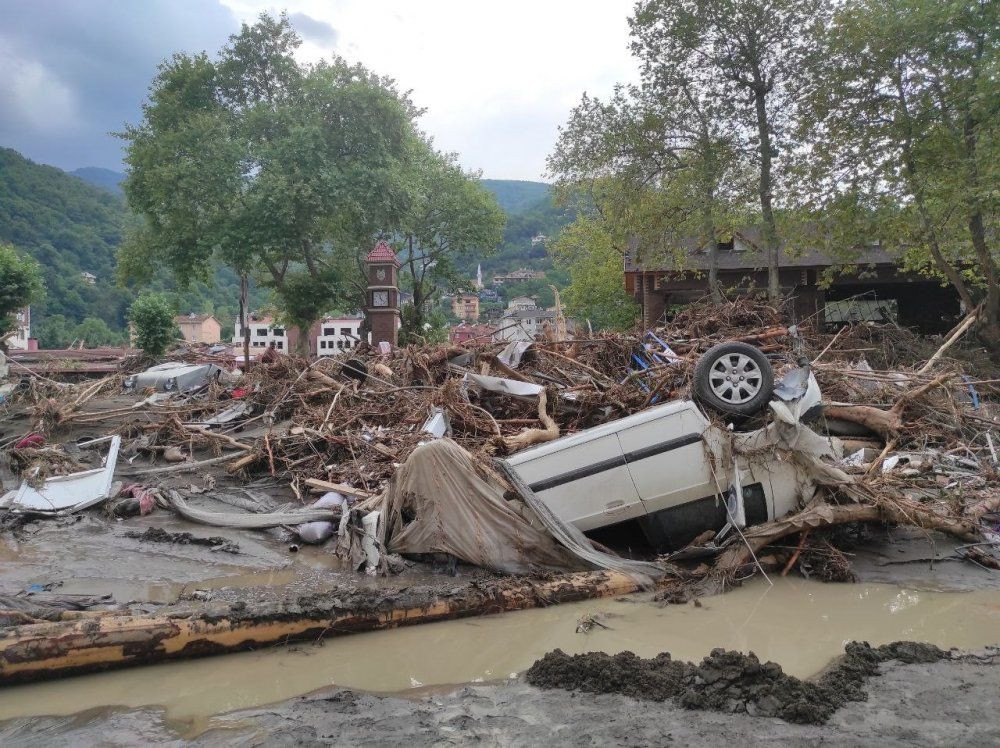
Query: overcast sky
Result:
<box><xmin>0</xmin><ymin>0</ymin><xmax>638</xmax><ymax>181</ymax></box>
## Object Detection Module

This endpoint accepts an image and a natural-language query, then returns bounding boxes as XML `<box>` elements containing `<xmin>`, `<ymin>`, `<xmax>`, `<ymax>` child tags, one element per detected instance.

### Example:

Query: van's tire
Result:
<box><xmin>694</xmin><ymin>342</ymin><xmax>774</xmax><ymax>417</ymax></box>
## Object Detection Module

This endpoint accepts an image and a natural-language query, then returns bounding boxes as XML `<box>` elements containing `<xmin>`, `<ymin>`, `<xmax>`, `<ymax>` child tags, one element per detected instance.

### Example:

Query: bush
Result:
<box><xmin>129</xmin><ymin>294</ymin><xmax>177</xmax><ymax>356</ymax></box>
<box><xmin>0</xmin><ymin>242</ymin><xmax>44</xmax><ymax>336</ymax></box>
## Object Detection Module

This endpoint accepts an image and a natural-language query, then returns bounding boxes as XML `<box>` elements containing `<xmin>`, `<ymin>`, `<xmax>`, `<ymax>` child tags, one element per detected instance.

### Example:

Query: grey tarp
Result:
<box><xmin>383</xmin><ymin>438</ymin><xmax>583</xmax><ymax>574</ymax></box>
<box><xmin>383</xmin><ymin>438</ymin><xmax>669</xmax><ymax>583</ymax></box>
<box><xmin>165</xmin><ymin>492</ymin><xmax>338</xmax><ymax>529</ymax></box>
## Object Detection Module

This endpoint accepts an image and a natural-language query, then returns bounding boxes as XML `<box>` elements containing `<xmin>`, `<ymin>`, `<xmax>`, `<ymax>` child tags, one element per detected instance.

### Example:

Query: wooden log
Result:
<box><xmin>714</xmin><ymin>497</ymin><xmax>978</xmax><ymax>575</ymax></box>
<box><xmin>303</xmin><ymin>478</ymin><xmax>374</xmax><ymax>498</ymax></box>
<box><xmin>504</xmin><ymin>389</ymin><xmax>559</xmax><ymax>451</ymax></box>
<box><xmin>0</xmin><ymin>570</ymin><xmax>643</xmax><ymax>686</ymax></box>
<box><xmin>823</xmin><ymin>405</ymin><xmax>902</xmax><ymax>439</ymax></box>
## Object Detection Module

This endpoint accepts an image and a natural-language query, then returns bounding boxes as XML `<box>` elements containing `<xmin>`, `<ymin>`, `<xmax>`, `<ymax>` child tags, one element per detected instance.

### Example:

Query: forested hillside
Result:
<box><xmin>70</xmin><ymin>167</ymin><xmax>124</xmax><ymax>196</ymax></box>
<box><xmin>479</xmin><ymin>179</ymin><xmax>551</xmax><ymax>214</ymax></box>
<box><xmin>466</xmin><ymin>180</ymin><xmax>574</xmax><ymax>280</ymax></box>
<box><xmin>0</xmin><ymin>148</ymin><xmax>261</xmax><ymax>346</ymax></box>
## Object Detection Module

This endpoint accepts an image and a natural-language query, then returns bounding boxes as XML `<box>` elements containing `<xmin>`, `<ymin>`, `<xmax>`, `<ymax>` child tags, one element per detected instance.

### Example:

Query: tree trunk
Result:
<box><xmin>961</xmin><ymin>113</ymin><xmax>1000</xmax><ymax>356</ymax></box>
<box><xmin>0</xmin><ymin>570</ymin><xmax>643</xmax><ymax>686</ymax></box>
<box><xmin>753</xmin><ymin>87</ymin><xmax>780</xmax><ymax>301</ymax></box>
<box><xmin>239</xmin><ymin>274</ymin><xmax>250</xmax><ymax>369</ymax></box>
<box><xmin>893</xmin><ymin>68</ymin><xmax>977</xmax><ymax>315</ymax></box>
<box><xmin>702</xmin><ymin>185</ymin><xmax>721</xmax><ymax>302</ymax></box>
<box><xmin>713</xmin><ymin>497</ymin><xmax>978</xmax><ymax>576</ymax></box>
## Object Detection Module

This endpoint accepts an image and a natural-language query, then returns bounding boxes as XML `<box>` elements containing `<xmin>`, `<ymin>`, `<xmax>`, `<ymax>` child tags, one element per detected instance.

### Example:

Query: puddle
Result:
<box><xmin>1</xmin><ymin>577</ymin><xmax>999</xmax><ymax>730</ymax></box>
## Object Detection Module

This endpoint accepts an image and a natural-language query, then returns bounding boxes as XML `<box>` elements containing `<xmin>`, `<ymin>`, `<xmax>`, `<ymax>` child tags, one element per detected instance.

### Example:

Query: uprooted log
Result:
<box><xmin>713</xmin><ymin>494</ymin><xmax>978</xmax><ymax>577</ymax></box>
<box><xmin>504</xmin><ymin>388</ymin><xmax>559</xmax><ymax>451</ymax></box>
<box><xmin>822</xmin><ymin>373</ymin><xmax>953</xmax><ymax>439</ymax></box>
<box><xmin>0</xmin><ymin>570</ymin><xmax>645</xmax><ymax>686</ymax></box>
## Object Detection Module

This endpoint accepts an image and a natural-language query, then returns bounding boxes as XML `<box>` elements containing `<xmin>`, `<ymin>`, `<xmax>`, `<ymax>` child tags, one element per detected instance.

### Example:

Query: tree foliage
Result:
<box><xmin>72</xmin><ymin>317</ymin><xmax>123</xmax><ymax>348</ymax></box>
<box><xmin>0</xmin><ymin>242</ymin><xmax>44</xmax><ymax>338</ymax></box>
<box><xmin>120</xmin><ymin>13</ymin><xmax>422</xmax><ymax>343</ymax></box>
<box><xmin>802</xmin><ymin>0</ymin><xmax>999</xmax><ymax>349</ymax></box>
<box><xmin>550</xmin><ymin>218</ymin><xmax>639</xmax><ymax>330</ymax></box>
<box><xmin>129</xmin><ymin>294</ymin><xmax>177</xmax><ymax>357</ymax></box>
<box><xmin>395</xmin><ymin>149</ymin><xmax>505</xmax><ymax>339</ymax></box>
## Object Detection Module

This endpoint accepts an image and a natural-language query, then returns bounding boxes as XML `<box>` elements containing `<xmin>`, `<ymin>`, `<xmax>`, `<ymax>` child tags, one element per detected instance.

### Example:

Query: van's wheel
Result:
<box><xmin>694</xmin><ymin>342</ymin><xmax>774</xmax><ymax>416</ymax></box>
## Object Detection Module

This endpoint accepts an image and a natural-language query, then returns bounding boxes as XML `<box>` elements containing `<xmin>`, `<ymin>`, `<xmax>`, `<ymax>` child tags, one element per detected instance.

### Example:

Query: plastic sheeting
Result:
<box><xmin>383</xmin><ymin>439</ymin><xmax>582</xmax><ymax>574</ymax></box>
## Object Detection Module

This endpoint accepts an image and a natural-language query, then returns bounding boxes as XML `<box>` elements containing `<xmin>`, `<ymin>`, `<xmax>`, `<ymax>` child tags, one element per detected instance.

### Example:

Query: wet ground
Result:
<box><xmin>0</xmin><ymin>576</ymin><xmax>998</xmax><ymax>743</ymax></box>
<box><xmin>2</xmin><ymin>397</ymin><xmax>999</xmax><ymax>744</ymax></box>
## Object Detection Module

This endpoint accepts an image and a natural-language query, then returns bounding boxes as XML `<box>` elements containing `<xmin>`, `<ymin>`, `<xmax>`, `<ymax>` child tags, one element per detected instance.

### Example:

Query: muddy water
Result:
<box><xmin>1</xmin><ymin>578</ymin><xmax>999</xmax><ymax>730</ymax></box>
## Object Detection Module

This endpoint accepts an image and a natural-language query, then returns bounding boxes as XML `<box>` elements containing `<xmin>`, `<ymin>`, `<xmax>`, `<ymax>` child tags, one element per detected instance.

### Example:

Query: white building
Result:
<box><xmin>233</xmin><ymin>315</ymin><xmax>289</xmax><ymax>352</ymax></box>
<box><xmin>494</xmin><ymin>308</ymin><xmax>557</xmax><ymax>343</ymax></box>
<box><xmin>507</xmin><ymin>296</ymin><xmax>537</xmax><ymax>312</ymax></box>
<box><xmin>7</xmin><ymin>307</ymin><xmax>31</xmax><ymax>351</ymax></box>
<box><xmin>315</xmin><ymin>316</ymin><xmax>363</xmax><ymax>356</ymax></box>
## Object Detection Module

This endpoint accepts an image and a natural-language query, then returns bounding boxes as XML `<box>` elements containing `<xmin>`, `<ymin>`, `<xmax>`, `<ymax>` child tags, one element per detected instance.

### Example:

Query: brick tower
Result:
<box><xmin>365</xmin><ymin>240</ymin><xmax>401</xmax><ymax>346</ymax></box>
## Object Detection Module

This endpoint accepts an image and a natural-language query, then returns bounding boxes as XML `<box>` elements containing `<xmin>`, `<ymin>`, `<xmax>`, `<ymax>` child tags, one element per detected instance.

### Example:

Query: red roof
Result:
<box><xmin>366</xmin><ymin>240</ymin><xmax>400</xmax><ymax>265</ymax></box>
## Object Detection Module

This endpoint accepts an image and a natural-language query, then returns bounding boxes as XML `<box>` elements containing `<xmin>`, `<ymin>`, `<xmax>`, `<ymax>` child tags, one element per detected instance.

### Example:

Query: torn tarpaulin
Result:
<box><xmin>382</xmin><ymin>438</ymin><xmax>582</xmax><ymax>574</ymax></box>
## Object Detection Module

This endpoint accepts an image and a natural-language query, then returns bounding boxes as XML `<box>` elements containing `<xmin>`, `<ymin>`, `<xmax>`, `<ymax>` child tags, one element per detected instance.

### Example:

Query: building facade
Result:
<box><xmin>449</xmin><ymin>322</ymin><xmax>496</xmax><ymax>345</ymax></box>
<box><xmin>625</xmin><ymin>228</ymin><xmax>962</xmax><ymax>333</ymax></box>
<box><xmin>450</xmin><ymin>293</ymin><xmax>480</xmax><ymax>322</ymax></box>
<box><xmin>491</xmin><ymin>268</ymin><xmax>546</xmax><ymax>285</ymax></box>
<box><xmin>233</xmin><ymin>315</ymin><xmax>292</xmax><ymax>352</ymax></box>
<box><xmin>494</xmin><ymin>309</ymin><xmax>557</xmax><ymax>342</ymax></box>
<box><xmin>314</xmin><ymin>316</ymin><xmax>364</xmax><ymax>356</ymax></box>
<box><xmin>7</xmin><ymin>307</ymin><xmax>31</xmax><ymax>351</ymax></box>
<box><xmin>507</xmin><ymin>296</ymin><xmax>537</xmax><ymax>312</ymax></box>
<box><xmin>175</xmin><ymin>314</ymin><xmax>222</xmax><ymax>344</ymax></box>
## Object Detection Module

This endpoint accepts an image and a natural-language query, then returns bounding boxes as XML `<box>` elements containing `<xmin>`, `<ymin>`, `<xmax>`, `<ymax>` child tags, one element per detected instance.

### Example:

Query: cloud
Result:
<box><xmin>288</xmin><ymin>12</ymin><xmax>338</xmax><ymax>47</ymax></box>
<box><xmin>0</xmin><ymin>0</ymin><xmax>239</xmax><ymax>171</ymax></box>
<box><xmin>0</xmin><ymin>0</ymin><xmax>639</xmax><ymax>179</ymax></box>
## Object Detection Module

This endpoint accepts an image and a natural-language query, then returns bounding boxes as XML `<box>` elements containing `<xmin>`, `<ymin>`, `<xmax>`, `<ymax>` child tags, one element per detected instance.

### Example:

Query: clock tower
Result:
<box><xmin>365</xmin><ymin>240</ymin><xmax>401</xmax><ymax>346</ymax></box>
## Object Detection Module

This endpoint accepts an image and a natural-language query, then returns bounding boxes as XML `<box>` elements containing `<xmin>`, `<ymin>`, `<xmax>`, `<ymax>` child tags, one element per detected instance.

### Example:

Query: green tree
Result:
<box><xmin>549</xmin><ymin>218</ymin><xmax>639</xmax><ymax>331</ymax></box>
<box><xmin>72</xmin><ymin>317</ymin><xmax>121</xmax><ymax>348</ymax></box>
<box><xmin>803</xmin><ymin>0</ymin><xmax>999</xmax><ymax>352</ymax></box>
<box><xmin>129</xmin><ymin>294</ymin><xmax>177</xmax><ymax>357</ymax></box>
<box><xmin>631</xmin><ymin>0</ymin><xmax>831</xmax><ymax>300</ymax></box>
<box><xmin>34</xmin><ymin>313</ymin><xmax>71</xmax><ymax>349</ymax></box>
<box><xmin>394</xmin><ymin>148</ymin><xmax>505</xmax><ymax>340</ymax></box>
<box><xmin>119</xmin><ymin>13</ymin><xmax>420</xmax><ymax>349</ymax></box>
<box><xmin>0</xmin><ymin>243</ymin><xmax>44</xmax><ymax>347</ymax></box>
<box><xmin>549</xmin><ymin>83</ymin><xmax>747</xmax><ymax>301</ymax></box>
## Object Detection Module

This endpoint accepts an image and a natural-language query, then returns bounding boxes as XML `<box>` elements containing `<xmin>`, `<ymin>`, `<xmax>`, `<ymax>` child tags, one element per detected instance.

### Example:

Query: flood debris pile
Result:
<box><xmin>526</xmin><ymin>641</ymin><xmax>949</xmax><ymax>725</ymax></box>
<box><xmin>1</xmin><ymin>298</ymin><xmax>997</xmax><ymax>586</ymax></box>
<box><xmin>0</xmin><ymin>298</ymin><xmax>998</xmax><ymax>682</ymax></box>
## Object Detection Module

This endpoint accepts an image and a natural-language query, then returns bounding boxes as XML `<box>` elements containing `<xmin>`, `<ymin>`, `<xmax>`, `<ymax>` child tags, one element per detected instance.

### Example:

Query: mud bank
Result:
<box><xmin>1</xmin><ymin>578</ymin><xmax>999</xmax><ymax>727</ymax></box>
<box><xmin>526</xmin><ymin>641</ymin><xmax>946</xmax><ymax>724</ymax></box>
<box><xmin>3</xmin><ymin>648</ymin><xmax>998</xmax><ymax>746</ymax></box>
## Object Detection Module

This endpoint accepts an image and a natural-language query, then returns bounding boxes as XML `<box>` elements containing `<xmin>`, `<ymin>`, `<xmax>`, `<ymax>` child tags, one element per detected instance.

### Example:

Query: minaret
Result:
<box><xmin>476</xmin><ymin>263</ymin><xmax>483</xmax><ymax>290</ymax></box>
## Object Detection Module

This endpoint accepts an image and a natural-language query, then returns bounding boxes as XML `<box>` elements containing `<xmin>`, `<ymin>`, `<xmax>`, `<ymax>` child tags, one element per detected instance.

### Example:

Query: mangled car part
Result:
<box><xmin>1</xmin><ymin>435</ymin><xmax>120</xmax><ymax>516</ymax></box>
<box><xmin>504</xmin><ymin>363</ymin><xmax>836</xmax><ymax>552</ymax></box>
<box><xmin>124</xmin><ymin>362</ymin><xmax>221</xmax><ymax>393</ymax></box>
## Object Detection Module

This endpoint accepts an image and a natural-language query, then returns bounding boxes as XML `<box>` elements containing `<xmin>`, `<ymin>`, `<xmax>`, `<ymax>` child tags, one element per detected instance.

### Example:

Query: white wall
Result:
<box><xmin>316</xmin><ymin>318</ymin><xmax>363</xmax><ymax>356</ymax></box>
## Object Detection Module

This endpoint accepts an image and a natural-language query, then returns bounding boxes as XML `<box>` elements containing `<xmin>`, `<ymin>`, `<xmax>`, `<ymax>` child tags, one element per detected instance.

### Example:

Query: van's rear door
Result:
<box><xmin>505</xmin><ymin>429</ymin><xmax>643</xmax><ymax>532</ymax></box>
<box><xmin>615</xmin><ymin>402</ymin><xmax>717</xmax><ymax>514</ymax></box>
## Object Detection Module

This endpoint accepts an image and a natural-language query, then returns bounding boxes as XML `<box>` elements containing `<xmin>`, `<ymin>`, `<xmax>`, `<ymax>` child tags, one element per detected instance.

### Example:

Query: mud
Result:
<box><xmin>2</xmin><ymin>577</ymin><xmax>999</xmax><ymax>727</ymax></box>
<box><xmin>3</xmin><ymin>649</ymin><xmax>998</xmax><ymax>746</ymax></box>
<box><xmin>123</xmin><ymin>527</ymin><xmax>240</xmax><ymax>554</ymax></box>
<box><xmin>526</xmin><ymin>640</ymin><xmax>946</xmax><ymax>724</ymax></box>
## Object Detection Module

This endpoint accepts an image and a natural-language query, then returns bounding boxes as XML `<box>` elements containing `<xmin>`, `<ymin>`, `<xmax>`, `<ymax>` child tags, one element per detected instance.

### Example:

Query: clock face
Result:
<box><xmin>376</xmin><ymin>268</ymin><xmax>387</xmax><ymax>281</ymax></box>
<box><xmin>373</xmin><ymin>290</ymin><xmax>389</xmax><ymax>307</ymax></box>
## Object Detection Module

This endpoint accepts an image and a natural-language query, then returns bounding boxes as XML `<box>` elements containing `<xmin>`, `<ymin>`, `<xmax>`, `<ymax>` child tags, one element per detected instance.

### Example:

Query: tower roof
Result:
<box><xmin>365</xmin><ymin>240</ymin><xmax>400</xmax><ymax>266</ymax></box>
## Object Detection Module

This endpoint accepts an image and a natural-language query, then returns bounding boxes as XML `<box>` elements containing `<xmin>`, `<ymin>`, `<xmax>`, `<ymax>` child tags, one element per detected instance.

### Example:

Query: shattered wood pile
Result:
<box><xmin>2</xmin><ymin>298</ymin><xmax>999</xmax><ymax>598</ymax></box>
<box><xmin>1</xmin><ymin>297</ymin><xmax>999</xmax><ymax>683</ymax></box>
